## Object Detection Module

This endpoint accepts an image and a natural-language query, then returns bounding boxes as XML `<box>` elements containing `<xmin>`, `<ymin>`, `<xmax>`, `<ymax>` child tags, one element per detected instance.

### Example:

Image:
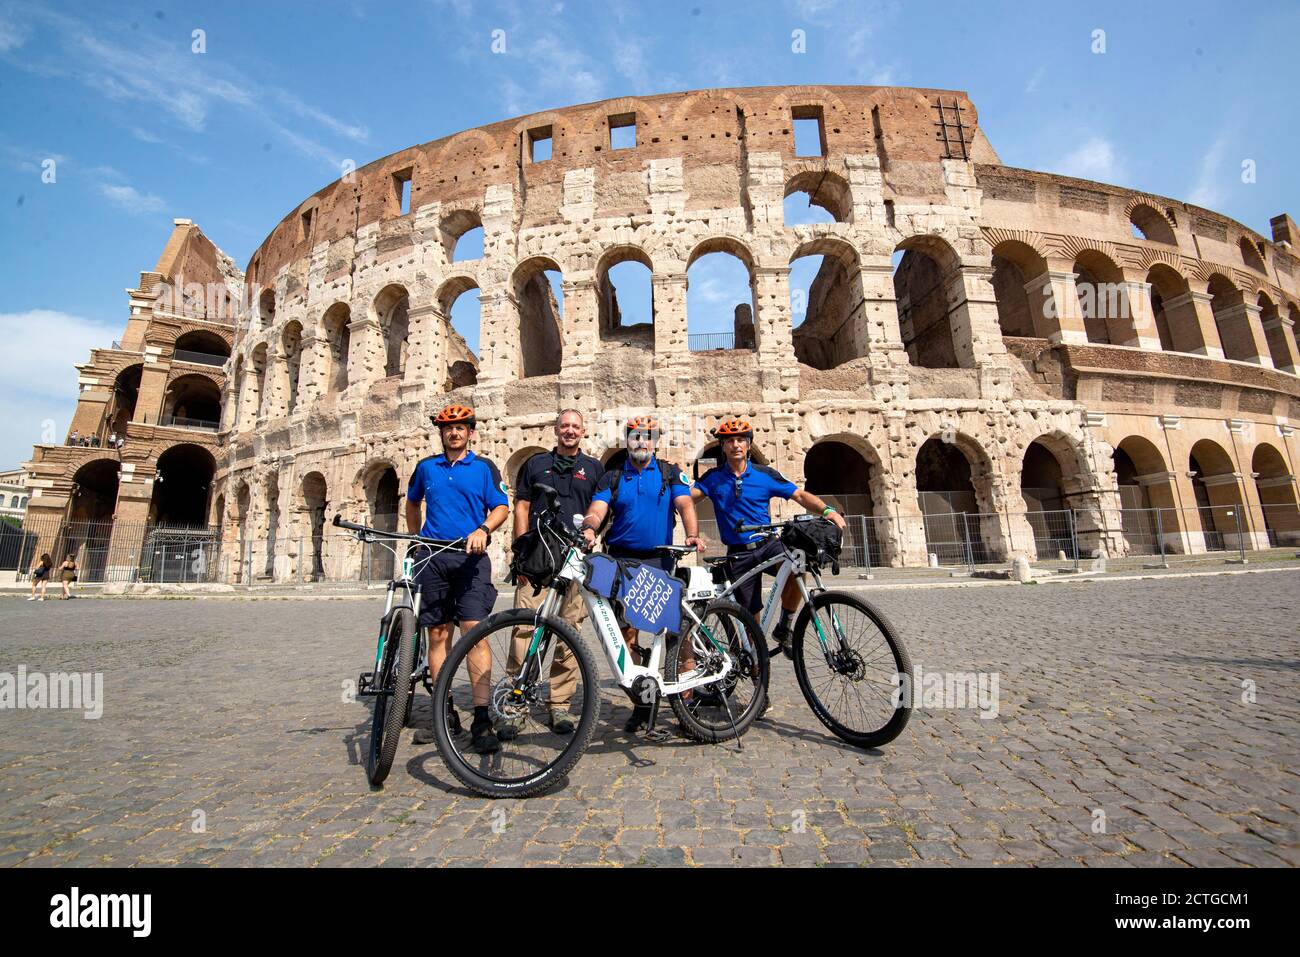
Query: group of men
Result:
<box><xmin>403</xmin><ymin>403</ymin><xmax>847</xmax><ymax>753</ymax></box>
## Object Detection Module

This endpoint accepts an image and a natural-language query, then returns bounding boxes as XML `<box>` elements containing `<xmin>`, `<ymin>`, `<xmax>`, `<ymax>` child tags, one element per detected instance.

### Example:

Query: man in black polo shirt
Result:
<box><xmin>500</xmin><ymin>409</ymin><xmax>605</xmax><ymax>739</ymax></box>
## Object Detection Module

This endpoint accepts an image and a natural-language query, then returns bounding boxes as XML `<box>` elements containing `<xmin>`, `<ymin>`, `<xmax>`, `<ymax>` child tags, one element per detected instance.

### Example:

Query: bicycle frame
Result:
<box><xmin>523</xmin><ymin>543</ymin><xmax>735</xmax><ymax>697</ymax></box>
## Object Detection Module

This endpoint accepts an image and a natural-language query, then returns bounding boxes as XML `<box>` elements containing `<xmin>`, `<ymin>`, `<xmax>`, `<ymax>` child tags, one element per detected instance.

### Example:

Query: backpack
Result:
<box><xmin>507</xmin><ymin>526</ymin><xmax>566</xmax><ymax>594</ymax></box>
<box><xmin>601</xmin><ymin>459</ymin><xmax>682</xmax><ymax>536</ymax></box>
<box><xmin>781</xmin><ymin>516</ymin><xmax>843</xmax><ymax>574</ymax></box>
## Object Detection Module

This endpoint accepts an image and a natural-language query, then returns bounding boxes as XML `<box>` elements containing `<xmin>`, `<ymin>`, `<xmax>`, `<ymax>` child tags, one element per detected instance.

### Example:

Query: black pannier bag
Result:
<box><xmin>508</xmin><ymin>526</ymin><xmax>565</xmax><ymax>593</ymax></box>
<box><xmin>781</xmin><ymin>516</ymin><xmax>843</xmax><ymax>574</ymax></box>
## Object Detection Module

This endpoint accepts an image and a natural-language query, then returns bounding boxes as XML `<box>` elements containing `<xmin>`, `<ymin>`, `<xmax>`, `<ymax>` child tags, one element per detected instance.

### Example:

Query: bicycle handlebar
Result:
<box><xmin>332</xmin><ymin>514</ymin><xmax>463</xmax><ymax>548</ymax></box>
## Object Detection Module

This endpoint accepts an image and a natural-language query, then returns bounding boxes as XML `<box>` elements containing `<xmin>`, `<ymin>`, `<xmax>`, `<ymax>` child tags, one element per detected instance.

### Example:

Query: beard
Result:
<box><xmin>629</xmin><ymin>447</ymin><xmax>652</xmax><ymax>465</ymax></box>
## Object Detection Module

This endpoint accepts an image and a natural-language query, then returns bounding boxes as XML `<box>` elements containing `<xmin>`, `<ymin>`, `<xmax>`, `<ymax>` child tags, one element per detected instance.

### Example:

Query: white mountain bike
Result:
<box><xmin>429</xmin><ymin>485</ymin><xmax>769</xmax><ymax>798</ymax></box>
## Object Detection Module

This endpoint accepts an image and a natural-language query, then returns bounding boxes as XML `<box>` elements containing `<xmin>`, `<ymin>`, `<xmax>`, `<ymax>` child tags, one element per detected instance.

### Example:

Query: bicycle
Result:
<box><xmin>680</xmin><ymin>514</ymin><xmax>913</xmax><ymax>749</ymax></box>
<box><xmin>332</xmin><ymin>514</ymin><xmax>464</xmax><ymax>787</ymax></box>
<box><xmin>429</xmin><ymin>485</ymin><xmax>769</xmax><ymax>799</ymax></box>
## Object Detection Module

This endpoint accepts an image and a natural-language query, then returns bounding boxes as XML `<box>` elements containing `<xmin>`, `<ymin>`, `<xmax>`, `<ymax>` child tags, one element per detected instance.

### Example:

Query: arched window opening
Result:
<box><xmin>258</xmin><ymin>289</ymin><xmax>276</xmax><ymax>327</ymax></box>
<box><xmin>1207</xmin><ymin>275</ymin><xmax>1247</xmax><ymax>361</ymax></box>
<box><xmin>250</xmin><ymin>344</ymin><xmax>269</xmax><ymax>420</ymax></box>
<box><xmin>110</xmin><ymin>364</ymin><xmax>142</xmax><ymax>436</ymax></box>
<box><xmin>687</xmin><ymin>248</ymin><xmax>755</xmax><ymax>352</ymax></box>
<box><xmin>174</xmin><ymin>330</ymin><xmax>230</xmax><ymax>367</ymax></box>
<box><xmin>790</xmin><ymin>241</ymin><xmax>863</xmax><ymax>369</ymax></box>
<box><xmin>1146</xmin><ymin>265</ymin><xmax>1189</xmax><ymax>352</ymax></box>
<box><xmin>990</xmin><ymin>254</ymin><xmax>1036</xmax><ymax>337</ymax></box>
<box><xmin>375</xmin><ymin>285</ymin><xmax>410</xmax><ymax>378</ymax></box>
<box><xmin>1253</xmin><ymin>444</ymin><xmax>1300</xmax><ymax>547</ymax></box>
<box><xmin>514</xmin><ymin>258</ymin><xmax>564</xmax><ymax>378</ymax></box>
<box><xmin>1257</xmin><ymin>293</ymin><xmax>1291</xmax><ymax>371</ymax></box>
<box><xmin>1129</xmin><ymin>205</ymin><xmax>1176</xmax><ymax>245</ymax></box>
<box><xmin>1240</xmin><ymin>237</ymin><xmax>1266</xmax><ymax>274</ymax></box>
<box><xmin>444</xmin><ymin>283</ymin><xmax>481</xmax><ymax>389</ymax></box>
<box><xmin>163</xmin><ymin>374</ymin><xmax>222</xmax><ymax>430</ymax></box>
<box><xmin>782</xmin><ymin>171</ymin><xmax>850</xmax><ymax>225</ymax></box>
<box><xmin>1072</xmin><ymin>251</ymin><xmax>1126</xmax><ymax>345</ymax></box>
<box><xmin>300</xmin><ymin>472</ymin><xmax>328</xmax><ymax>582</ymax></box>
<box><xmin>892</xmin><ymin>239</ymin><xmax>963</xmax><ymax>368</ymax></box>
<box><xmin>281</xmin><ymin>321</ymin><xmax>303</xmax><ymax>414</ymax></box>
<box><xmin>442</xmin><ymin>209</ymin><xmax>485</xmax><ymax>263</ymax></box>
<box><xmin>322</xmin><ymin>303</ymin><xmax>351</xmax><ymax>395</ymax></box>
<box><xmin>597</xmin><ymin>248</ymin><xmax>653</xmax><ymax>343</ymax></box>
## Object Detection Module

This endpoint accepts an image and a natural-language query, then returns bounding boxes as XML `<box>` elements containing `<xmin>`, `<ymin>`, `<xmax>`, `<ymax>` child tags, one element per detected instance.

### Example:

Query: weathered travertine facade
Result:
<box><xmin>26</xmin><ymin>86</ymin><xmax>1300</xmax><ymax>580</ymax></box>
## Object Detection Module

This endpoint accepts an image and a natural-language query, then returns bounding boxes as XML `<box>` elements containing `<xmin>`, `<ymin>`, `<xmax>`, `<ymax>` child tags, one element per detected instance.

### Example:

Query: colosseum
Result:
<box><xmin>20</xmin><ymin>85</ymin><xmax>1300</xmax><ymax>583</ymax></box>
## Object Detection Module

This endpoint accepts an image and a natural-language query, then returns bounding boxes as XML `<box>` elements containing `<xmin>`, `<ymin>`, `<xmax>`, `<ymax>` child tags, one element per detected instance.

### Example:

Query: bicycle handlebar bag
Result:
<box><xmin>780</xmin><ymin>517</ymin><xmax>843</xmax><ymax>574</ymax></box>
<box><xmin>583</xmin><ymin>554</ymin><xmax>684</xmax><ymax>636</ymax></box>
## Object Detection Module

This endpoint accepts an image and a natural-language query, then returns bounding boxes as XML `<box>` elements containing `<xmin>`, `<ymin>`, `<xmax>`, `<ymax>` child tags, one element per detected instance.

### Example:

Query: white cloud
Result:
<box><xmin>1052</xmin><ymin>136</ymin><xmax>1125</xmax><ymax>184</ymax></box>
<box><xmin>613</xmin><ymin>37</ymin><xmax>650</xmax><ymax>92</ymax></box>
<box><xmin>0</xmin><ymin>13</ymin><xmax>29</xmax><ymax>52</ymax></box>
<box><xmin>0</xmin><ymin>310</ymin><xmax>120</xmax><ymax>466</ymax></box>
<box><xmin>1025</xmin><ymin>66</ymin><xmax>1045</xmax><ymax>94</ymax></box>
<box><xmin>99</xmin><ymin>183</ymin><xmax>167</xmax><ymax>215</ymax></box>
<box><xmin>1187</xmin><ymin>132</ymin><xmax>1231</xmax><ymax>209</ymax></box>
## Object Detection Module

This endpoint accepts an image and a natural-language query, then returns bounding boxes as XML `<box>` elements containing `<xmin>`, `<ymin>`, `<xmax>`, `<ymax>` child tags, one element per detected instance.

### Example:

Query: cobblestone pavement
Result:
<box><xmin>1</xmin><ymin>572</ymin><xmax>1297</xmax><ymax>867</ymax></box>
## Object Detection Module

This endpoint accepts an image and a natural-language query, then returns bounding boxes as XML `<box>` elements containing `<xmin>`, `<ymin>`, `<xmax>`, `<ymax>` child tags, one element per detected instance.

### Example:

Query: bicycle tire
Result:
<box><xmin>430</xmin><ymin>608</ymin><xmax>600</xmax><ymax>798</ymax></box>
<box><xmin>666</xmin><ymin>600</ymin><xmax>768</xmax><ymax>743</ymax></box>
<box><xmin>368</xmin><ymin>606</ymin><xmax>416</xmax><ymax>786</ymax></box>
<box><xmin>791</xmin><ymin>592</ymin><xmax>912</xmax><ymax>749</ymax></box>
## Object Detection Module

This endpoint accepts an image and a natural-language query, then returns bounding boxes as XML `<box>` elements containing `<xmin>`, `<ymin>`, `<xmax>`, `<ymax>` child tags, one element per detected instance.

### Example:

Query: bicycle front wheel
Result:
<box><xmin>430</xmin><ymin>608</ymin><xmax>600</xmax><ymax>798</ymax></box>
<box><xmin>792</xmin><ymin>592</ymin><xmax>912</xmax><ymax>749</ymax></box>
<box><xmin>368</xmin><ymin>606</ymin><xmax>416</xmax><ymax>786</ymax></box>
<box><xmin>667</xmin><ymin>600</ymin><xmax>768</xmax><ymax>743</ymax></box>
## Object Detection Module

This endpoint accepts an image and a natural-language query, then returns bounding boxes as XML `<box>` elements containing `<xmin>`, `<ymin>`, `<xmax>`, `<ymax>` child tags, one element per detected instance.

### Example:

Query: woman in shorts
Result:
<box><xmin>59</xmin><ymin>554</ymin><xmax>78</xmax><ymax>599</ymax></box>
<box><xmin>28</xmin><ymin>554</ymin><xmax>52</xmax><ymax>601</ymax></box>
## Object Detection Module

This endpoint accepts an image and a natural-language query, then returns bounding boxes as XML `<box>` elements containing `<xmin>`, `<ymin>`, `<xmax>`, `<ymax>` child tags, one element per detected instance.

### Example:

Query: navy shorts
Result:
<box><xmin>726</xmin><ymin>538</ymin><xmax>786</xmax><ymax>614</ymax></box>
<box><xmin>414</xmin><ymin>550</ymin><xmax>497</xmax><ymax>628</ymax></box>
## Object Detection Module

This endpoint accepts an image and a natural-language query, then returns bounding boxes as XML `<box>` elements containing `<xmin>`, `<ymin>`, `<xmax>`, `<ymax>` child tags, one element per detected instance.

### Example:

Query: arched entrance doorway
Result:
<box><xmin>916</xmin><ymin>436</ymin><xmax>992</xmax><ymax>564</ymax></box>
<box><xmin>144</xmin><ymin>444</ymin><xmax>218</xmax><ymax>581</ymax></box>
<box><xmin>364</xmin><ymin>464</ymin><xmax>400</xmax><ymax>580</ymax></box>
<box><xmin>1252</xmin><ymin>444</ymin><xmax>1300</xmax><ymax>547</ymax></box>
<box><xmin>1189</xmin><ymin>440</ymin><xmax>1244</xmax><ymax>552</ymax></box>
<box><xmin>1020</xmin><ymin>440</ymin><xmax>1075</xmax><ymax>560</ymax></box>
<box><xmin>804</xmin><ymin>439</ymin><xmax>886</xmax><ymax>565</ymax></box>
<box><xmin>301</xmin><ymin>473</ymin><xmax>328</xmax><ymax>581</ymax></box>
<box><xmin>66</xmin><ymin>459</ymin><xmax>120</xmax><ymax>580</ymax></box>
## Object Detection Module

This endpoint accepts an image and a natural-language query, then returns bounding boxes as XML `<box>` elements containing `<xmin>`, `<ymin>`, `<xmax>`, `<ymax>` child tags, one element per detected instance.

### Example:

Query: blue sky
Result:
<box><xmin>1</xmin><ymin>0</ymin><xmax>1298</xmax><ymax>468</ymax></box>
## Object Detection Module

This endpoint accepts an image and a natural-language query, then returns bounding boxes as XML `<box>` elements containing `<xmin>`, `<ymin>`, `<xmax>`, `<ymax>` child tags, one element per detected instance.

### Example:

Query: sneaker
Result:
<box><xmin>26</xmin><ymin>596</ymin><xmax>36</xmax><ymax>601</ymax></box>
<box><xmin>496</xmin><ymin>713</ymin><xmax>525</xmax><ymax>741</ymax></box>
<box><xmin>549</xmin><ymin>709</ymin><xmax>575</xmax><ymax>735</ymax></box>
<box><xmin>470</xmin><ymin>717</ymin><xmax>500</xmax><ymax>754</ymax></box>
<box><xmin>623</xmin><ymin>704</ymin><xmax>652</xmax><ymax>733</ymax></box>
<box><xmin>770</xmin><ymin>623</ymin><xmax>793</xmax><ymax>660</ymax></box>
<box><xmin>36</xmin><ymin>597</ymin><xmax>45</xmax><ymax>602</ymax></box>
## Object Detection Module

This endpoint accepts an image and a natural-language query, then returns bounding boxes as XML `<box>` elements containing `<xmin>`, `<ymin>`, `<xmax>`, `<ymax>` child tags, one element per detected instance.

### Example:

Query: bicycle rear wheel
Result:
<box><xmin>792</xmin><ymin>592</ymin><xmax>911</xmax><ymax>749</ymax></box>
<box><xmin>667</xmin><ymin>600</ymin><xmax>768</xmax><ymax>743</ymax></box>
<box><xmin>368</xmin><ymin>606</ymin><xmax>416</xmax><ymax>786</ymax></box>
<box><xmin>430</xmin><ymin>608</ymin><xmax>600</xmax><ymax>798</ymax></box>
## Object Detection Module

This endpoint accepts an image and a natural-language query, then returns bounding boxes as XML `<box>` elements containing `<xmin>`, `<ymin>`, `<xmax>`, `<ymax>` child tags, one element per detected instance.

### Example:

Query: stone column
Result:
<box><xmin>1162</xmin><ymin>290</ymin><xmax>1225</xmax><ymax>359</ymax></box>
<box><xmin>1117</xmin><ymin>280</ymin><xmax>1163</xmax><ymax>349</ymax></box>
<box><xmin>1023</xmin><ymin>270</ymin><xmax>1088</xmax><ymax>345</ymax></box>
<box><xmin>106</xmin><ymin>467</ymin><xmax>153</xmax><ymax>582</ymax></box>
<box><xmin>950</xmin><ymin>264</ymin><xmax>1008</xmax><ymax>366</ymax></box>
<box><xmin>1214</xmin><ymin>300</ymin><xmax>1273</xmax><ymax>366</ymax></box>
<box><xmin>135</xmin><ymin>360</ymin><xmax>170</xmax><ymax>425</ymax></box>
<box><xmin>652</xmin><ymin>273</ymin><xmax>689</xmax><ymax>361</ymax></box>
<box><xmin>560</xmin><ymin>278</ymin><xmax>599</xmax><ymax>374</ymax></box>
<box><xmin>296</xmin><ymin>335</ymin><xmax>325</xmax><ymax>407</ymax></box>
<box><xmin>858</xmin><ymin>260</ymin><xmax>908</xmax><ymax>370</ymax></box>
<box><xmin>476</xmin><ymin>287</ymin><xmax>519</xmax><ymax>386</ymax></box>
<box><xmin>346</xmin><ymin>316</ymin><xmax>384</xmax><ymax>391</ymax></box>
<box><xmin>403</xmin><ymin>303</ymin><xmax>444</xmax><ymax>387</ymax></box>
<box><xmin>1262</xmin><ymin>314</ymin><xmax>1298</xmax><ymax>373</ymax></box>
<box><xmin>752</xmin><ymin>265</ymin><xmax>798</xmax><ymax>401</ymax></box>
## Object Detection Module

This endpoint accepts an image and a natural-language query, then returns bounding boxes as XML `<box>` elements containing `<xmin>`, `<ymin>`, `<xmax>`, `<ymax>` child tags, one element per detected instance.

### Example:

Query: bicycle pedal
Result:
<box><xmin>641</xmin><ymin>727</ymin><xmax>672</xmax><ymax>742</ymax></box>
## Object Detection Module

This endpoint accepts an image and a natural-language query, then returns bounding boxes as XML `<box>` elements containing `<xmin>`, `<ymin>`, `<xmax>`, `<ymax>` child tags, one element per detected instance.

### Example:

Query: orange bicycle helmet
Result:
<box><xmin>712</xmin><ymin>418</ymin><xmax>754</xmax><ymax>441</ymax></box>
<box><xmin>432</xmin><ymin>404</ymin><xmax>476</xmax><ymax>429</ymax></box>
<box><xmin>625</xmin><ymin>415</ymin><xmax>660</xmax><ymax>436</ymax></box>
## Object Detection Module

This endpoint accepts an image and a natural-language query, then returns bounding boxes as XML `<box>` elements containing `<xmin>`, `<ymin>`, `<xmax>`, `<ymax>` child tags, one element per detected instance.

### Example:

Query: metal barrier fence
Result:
<box><xmin>7</xmin><ymin>502</ymin><xmax>1298</xmax><ymax>585</ymax></box>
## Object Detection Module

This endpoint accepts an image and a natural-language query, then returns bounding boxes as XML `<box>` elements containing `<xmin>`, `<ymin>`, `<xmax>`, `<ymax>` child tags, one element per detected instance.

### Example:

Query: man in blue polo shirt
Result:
<box><xmin>692</xmin><ymin>418</ymin><xmax>847</xmax><ymax>657</ymax></box>
<box><xmin>580</xmin><ymin>415</ymin><xmax>703</xmax><ymax>731</ymax></box>
<box><xmin>405</xmin><ymin>403</ymin><xmax>510</xmax><ymax>753</ymax></box>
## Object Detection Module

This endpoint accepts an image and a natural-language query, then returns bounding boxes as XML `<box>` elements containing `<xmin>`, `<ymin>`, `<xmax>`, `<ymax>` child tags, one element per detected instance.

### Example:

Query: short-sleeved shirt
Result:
<box><xmin>591</xmin><ymin>456</ymin><xmax>691</xmax><ymax>551</ymax></box>
<box><xmin>696</xmin><ymin>460</ymin><xmax>798</xmax><ymax>547</ymax></box>
<box><xmin>515</xmin><ymin>449</ymin><xmax>606</xmax><ymax>533</ymax></box>
<box><xmin>406</xmin><ymin>450</ymin><xmax>508</xmax><ymax>540</ymax></box>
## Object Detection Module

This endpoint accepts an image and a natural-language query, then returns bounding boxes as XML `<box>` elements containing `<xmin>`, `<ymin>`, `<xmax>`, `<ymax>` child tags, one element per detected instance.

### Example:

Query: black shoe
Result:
<box><xmin>770</xmin><ymin>623</ymin><xmax>793</xmax><ymax>660</ymax></box>
<box><xmin>623</xmin><ymin>704</ymin><xmax>652</xmax><ymax>733</ymax></box>
<box><xmin>470</xmin><ymin>717</ymin><xmax>500</xmax><ymax>754</ymax></box>
<box><xmin>445</xmin><ymin>696</ymin><xmax>462</xmax><ymax>736</ymax></box>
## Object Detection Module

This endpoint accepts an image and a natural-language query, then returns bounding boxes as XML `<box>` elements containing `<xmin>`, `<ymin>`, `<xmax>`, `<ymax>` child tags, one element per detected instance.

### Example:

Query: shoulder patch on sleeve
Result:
<box><xmin>678</xmin><ymin>471</ymin><xmax>694</xmax><ymax>488</ymax></box>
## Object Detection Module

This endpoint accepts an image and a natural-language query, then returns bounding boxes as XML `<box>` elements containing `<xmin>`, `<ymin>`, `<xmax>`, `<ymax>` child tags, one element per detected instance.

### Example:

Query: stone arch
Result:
<box><xmin>1071</xmin><ymin>248</ymin><xmax>1129</xmax><ymax>345</ymax></box>
<box><xmin>893</xmin><ymin>235</ymin><xmax>966</xmax><ymax>368</ymax></box>
<box><xmin>249</xmin><ymin>342</ymin><xmax>270</xmax><ymax>420</ymax></box>
<box><xmin>783</xmin><ymin>168</ymin><xmax>852</xmax><ymax>224</ymax></box>
<box><xmin>1018</xmin><ymin>433</ymin><xmax>1091</xmax><ymax>559</ymax></box>
<box><xmin>1189</xmin><ymin>438</ymin><xmax>1243</xmax><ymax>551</ymax></box>
<box><xmin>108</xmin><ymin>363</ymin><xmax>143</xmax><ymax>437</ymax></box>
<box><xmin>914</xmin><ymin>431</ymin><xmax>1000</xmax><ymax>563</ymax></box>
<box><xmin>789</xmin><ymin>236</ymin><xmax>864</xmax><ymax>369</ymax></box>
<box><xmin>357</xmin><ymin>459</ymin><xmax>400</xmax><ymax>579</ymax></box>
<box><xmin>1128</xmin><ymin>202</ymin><xmax>1177</xmax><ymax>245</ymax></box>
<box><xmin>596</xmin><ymin>244</ymin><xmax>655</xmax><ymax>343</ymax></box>
<box><xmin>259</xmin><ymin>471</ymin><xmax>281</xmax><ymax>579</ymax></box>
<box><xmin>281</xmin><ymin>320</ymin><xmax>303</xmax><ymax>414</ymax></box>
<box><xmin>1145</xmin><ymin>263</ymin><xmax>1191</xmax><ymax>352</ymax></box>
<box><xmin>1251</xmin><ymin>442</ymin><xmax>1300</xmax><ymax>546</ymax></box>
<box><xmin>321</xmin><ymin>302</ymin><xmax>351</xmax><ymax>395</ymax></box>
<box><xmin>804</xmin><ymin>434</ymin><xmax>891</xmax><ymax>564</ymax></box>
<box><xmin>441</xmin><ymin>207</ymin><xmax>484</xmax><ymax>263</ymax></box>
<box><xmin>989</xmin><ymin>240</ymin><xmax>1049</xmax><ymax>338</ymax></box>
<box><xmin>299</xmin><ymin>471</ymin><xmax>329</xmax><ymax>582</ymax></box>
<box><xmin>512</xmin><ymin>256</ymin><xmax>563</xmax><ymax>378</ymax></box>
<box><xmin>687</xmin><ymin>236</ymin><xmax>757</xmax><ymax>352</ymax></box>
<box><xmin>162</xmin><ymin>373</ymin><xmax>222</xmax><ymax>429</ymax></box>
<box><xmin>258</xmin><ymin>287</ymin><xmax>276</xmax><ymax>327</ymax></box>
<box><xmin>1206</xmin><ymin>273</ymin><xmax>1248</xmax><ymax>361</ymax></box>
<box><xmin>174</xmin><ymin>329</ymin><xmax>231</xmax><ymax>363</ymax></box>
<box><xmin>506</xmin><ymin>445</ymin><xmax>549</xmax><ymax>494</ymax></box>
<box><xmin>1239</xmin><ymin>236</ymin><xmax>1267</xmax><ymax>274</ymax></box>
<box><xmin>373</xmin><ymin>283</ymin><xmax>410</xmax><ymax>379</ymax></box>
<box><xmin>1255</xmin><ymin>292</ymin><xmax>1292</xmax><ymax>372</ymax></box>
<box><xmin>436</xmin><ymin>275</ymin><xmax>481</xmax><ymax>389</ymax></box>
